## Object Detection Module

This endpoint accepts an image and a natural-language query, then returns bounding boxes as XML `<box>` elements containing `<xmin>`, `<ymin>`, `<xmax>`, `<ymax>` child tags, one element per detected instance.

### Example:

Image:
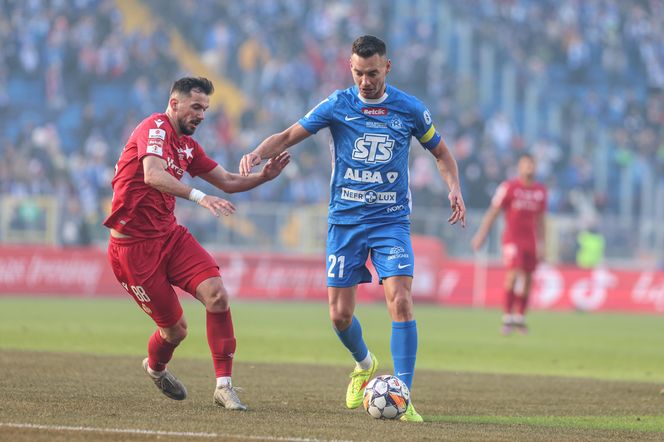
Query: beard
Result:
<box><xmin>178</xmin><ymin>118</ymin><xmax>198</xmax><ymax>136</ymax></box>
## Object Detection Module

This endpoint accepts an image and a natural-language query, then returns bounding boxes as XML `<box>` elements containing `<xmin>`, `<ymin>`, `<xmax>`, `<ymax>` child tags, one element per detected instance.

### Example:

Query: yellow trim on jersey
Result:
<box><xmin>419</xmin><ymin>125</ymin><xmax>437</xmax><ymax>144</ymax></box>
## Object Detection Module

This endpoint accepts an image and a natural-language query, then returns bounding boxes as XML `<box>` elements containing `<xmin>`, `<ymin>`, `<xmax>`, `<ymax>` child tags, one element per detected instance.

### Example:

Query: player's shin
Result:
<box><xmin>147</xmin><ymin>329</ymin><xmax>178</xmax><ymax>372</ymax></box>
<box><xmin>334</xmin><ymin>316</ymin><xmax>371</xmax><ymax>368</ymax></box>
<box><xmin>206</xmin><ymin>309</ymin><xmax>236</xmax><ymax>385</ymax></box>
<box><xmin>515</xmin><ymin>292</ymin><xmax>530</xmax><ymax>316</ymax></box>
<box><xmin>391</xmin><ymin>320</ymin><xmax>417</xmax><ymax>391</ymax></box>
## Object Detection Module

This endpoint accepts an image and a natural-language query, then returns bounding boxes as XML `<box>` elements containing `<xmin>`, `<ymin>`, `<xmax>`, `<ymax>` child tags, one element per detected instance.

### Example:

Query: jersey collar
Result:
<box><xmin>354</xmin><ymin>85</ymin><xmax>389</xmax><ymax>104</ymax></box>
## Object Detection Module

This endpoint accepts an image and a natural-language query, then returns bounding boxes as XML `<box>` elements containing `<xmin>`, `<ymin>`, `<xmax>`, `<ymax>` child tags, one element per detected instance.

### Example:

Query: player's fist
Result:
<box><xmin>239</xmin><ymin>152</ymin><xmax>262</xmax><ymax>176</ymax></box>
<box><xmin>199</xmin><ymin>195</ymin><xmax>236</xmax><ymax>217</ymax></box>
<box><xmin>260</xmin><ymin>151</ymin><xmax>290</xmax><ymax>180</ymax></box>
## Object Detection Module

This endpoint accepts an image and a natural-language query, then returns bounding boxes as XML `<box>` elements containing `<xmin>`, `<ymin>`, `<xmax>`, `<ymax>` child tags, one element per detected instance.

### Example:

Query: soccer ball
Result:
<box><xmin>362</xmin><ymin>375</ymin><xmax>410</xmax><ymax>419</ymax></box>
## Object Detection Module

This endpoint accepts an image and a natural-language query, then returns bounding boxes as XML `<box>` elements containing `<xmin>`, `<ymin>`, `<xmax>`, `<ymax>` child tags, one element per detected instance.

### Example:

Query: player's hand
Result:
<box><xmin>447</xmin><ymin>189</ymin><xmax>466</xmax><ymax>228</ymax></box>
<box><xmin>239</xmin><ymin>152</ymin><xmax>262</xmax><ymax>176</ymax></box>
<box><xmin>198</xmin><ymin>195</ymin><xmax>236</xmax><ymax>217</ymax></box>
<box><xmin>471</xmin><ymin>234</ymin><xmax>484</xmax><ymax>252</ymax></box>
<box><xmin>260</xmin><ymin>151</ymin><xmax>291</xmax><ymax>180</ymax></box>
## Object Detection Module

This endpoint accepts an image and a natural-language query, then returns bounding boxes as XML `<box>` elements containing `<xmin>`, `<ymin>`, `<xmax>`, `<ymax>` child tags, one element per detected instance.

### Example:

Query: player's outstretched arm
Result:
<box><xmin>537</xmin><ymin>214</ymin><xmax>547</xmax><ymax>261</ymax></box>
<box><xmin>201</xmin><ymin>151</ymin><xmax>291</xmax><ymax>194</ymax></box>
<box><xmin>143</xmin><ymin>155</ymin><xmax>235</xmax><ymax>217</ymax></box>
<box><xmin>239</xmin><ymin>123</ymin><xmax>311</xmax><ymax>176</ymax></box>
<box><xmin>471</xmin><ymin>205</ymin><xmax>501</xmax><ymax>251</ymax></box>
<box><xmin>429</xmin><ymin>141</ymin><xmax>466</xmax><ymax>228</ymax></box>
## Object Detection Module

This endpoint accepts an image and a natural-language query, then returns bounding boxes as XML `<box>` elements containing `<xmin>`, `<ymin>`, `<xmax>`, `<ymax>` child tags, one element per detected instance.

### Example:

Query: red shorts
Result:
<box><xmin>502</xmin><ymin>242</ymin><xmax>538</xmax><ymax>273</ymax></box>
<box><xmin>107</xmin><ymin>225</ymin><xmax>219</xmax><ymax>327</ymax></box>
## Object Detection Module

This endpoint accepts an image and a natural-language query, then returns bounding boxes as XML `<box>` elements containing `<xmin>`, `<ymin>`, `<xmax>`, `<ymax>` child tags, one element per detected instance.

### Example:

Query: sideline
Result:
<box><xmin>0</xmin><ymin>422</ymin><xmax>352</xmax><ymax>442</ymax></box>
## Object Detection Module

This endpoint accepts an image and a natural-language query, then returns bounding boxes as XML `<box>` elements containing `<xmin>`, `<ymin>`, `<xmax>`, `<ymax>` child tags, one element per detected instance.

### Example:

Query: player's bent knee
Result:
<box><xmin>204</xmin><ymin>288</ymin><xmax>230</xmax><ymax>312</ymax></box>
<box><xmin>196</xmin><ymin>278</ymin><xmax>230</xmax><ymax>312</ymax></box>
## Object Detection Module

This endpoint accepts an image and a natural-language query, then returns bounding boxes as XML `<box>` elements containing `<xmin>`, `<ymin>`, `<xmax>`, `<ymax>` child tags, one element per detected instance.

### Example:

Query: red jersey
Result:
<box><xmin>104</xmin><ymin>113</ymin><xmax>217</xmax><ymax>238</ymax></box>
<box><xmin>492</xmin><ymin>178</ymin><xmax>547</xmax><ymax>247</ymax></box>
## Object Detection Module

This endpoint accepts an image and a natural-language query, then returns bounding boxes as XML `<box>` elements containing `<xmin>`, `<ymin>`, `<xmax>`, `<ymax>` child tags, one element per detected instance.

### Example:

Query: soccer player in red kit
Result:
<box><xmin>471</xmin><ymin>153</ymin><xmax>547</xmax><ymax>335</ymax></box>
<box><xmin>104</xmin><ymin>77</ymin><xmax>290</xmax><ymax>410</ymax></box>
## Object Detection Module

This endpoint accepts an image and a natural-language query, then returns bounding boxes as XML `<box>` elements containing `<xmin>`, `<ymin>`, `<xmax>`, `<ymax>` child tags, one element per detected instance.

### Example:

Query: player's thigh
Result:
<box><xmin>367</xmin><ymin>221</ymin><xmax>414</xmax><ymax>281</ymax></box>
<box><xmin>520</xmin><ymin>247</ymin><xmax>538</xmax><ymax>273</ymax></box>
<box><xmin>505</xmin><ymin>243</ymin><xmax>537</xmax><ymax>273</ymax></box>
<box><xmin>166</xmin><ymin>226</ymin><xmax>221</xmax><ymax>296</ymax></box>
<box><xmin>326</xmin><ymin>224</ymin><xmax>371</xmax><ymax>287</ymax></box>
<box><xmin>107</xmin><ymin>239</ymin><xmax>183</xmax><ymax>328</ymax></box>
<box><xmin>502</xmin><ymin>242</ymin><xmax>519</xmax><ymax>270</ymax></box>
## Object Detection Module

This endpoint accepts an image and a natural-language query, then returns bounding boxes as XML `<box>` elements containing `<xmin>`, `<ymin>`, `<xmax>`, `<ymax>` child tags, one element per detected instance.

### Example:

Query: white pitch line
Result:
<box><xmin>0</xmin><ymin>423</ymin><xmax>352</xmax><ymax>442</ymax></box>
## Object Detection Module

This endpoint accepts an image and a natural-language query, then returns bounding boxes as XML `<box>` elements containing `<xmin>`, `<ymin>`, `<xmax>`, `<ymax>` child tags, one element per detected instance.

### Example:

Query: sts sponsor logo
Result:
<box><xmin>352</xmin><ymin>134</ymin><xmax>394</xmax><ymax>164</ymax></box>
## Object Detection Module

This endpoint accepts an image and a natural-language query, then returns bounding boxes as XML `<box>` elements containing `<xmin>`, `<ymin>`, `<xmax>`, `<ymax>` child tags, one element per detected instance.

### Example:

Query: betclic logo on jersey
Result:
<box><xmin>352</xmin><ymin>133</ymin><xmax>395</xmax><ymax>164</ymax></box>
<box><xmin>362</xmin><ymin>107</ymin><xmax>388</xmax><ymax>116</ymax></box>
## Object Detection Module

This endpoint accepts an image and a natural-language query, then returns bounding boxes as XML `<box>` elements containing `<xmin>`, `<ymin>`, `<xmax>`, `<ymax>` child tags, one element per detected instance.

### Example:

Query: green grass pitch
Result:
<box><xmin>1</xmin><ymin>296</ymin><xmax>663</xmax><ymax>441</ymax></box>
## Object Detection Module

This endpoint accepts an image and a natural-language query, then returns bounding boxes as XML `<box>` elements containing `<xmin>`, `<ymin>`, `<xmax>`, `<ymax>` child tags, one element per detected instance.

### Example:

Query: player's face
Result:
<box><xmin>172</xmin><ymin>90</ymin><xmax>210</xmax><ymax>136</ymax></box>
<box><xmin>350</xmin><ymin>53</ymin><xmax>391</xmax><ymax>100</ymax></box>
<box><xmin>518</xmin><ymin>156</ymin><xmax>536</xmax><ymax>181</ymax></box>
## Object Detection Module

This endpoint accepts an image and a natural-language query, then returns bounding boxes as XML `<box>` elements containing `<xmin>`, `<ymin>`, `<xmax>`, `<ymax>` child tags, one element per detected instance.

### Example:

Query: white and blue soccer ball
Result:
<box><xmin>362</xmin><ymin>375</ymin><xmax>410</xmax><ymax>419</ymax></box>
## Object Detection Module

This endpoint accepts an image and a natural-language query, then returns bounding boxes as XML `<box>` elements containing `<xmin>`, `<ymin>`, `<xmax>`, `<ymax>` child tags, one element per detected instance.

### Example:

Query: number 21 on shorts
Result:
<box><xmin>328</xmin><ymin>254</ymin><xmax>345</xmax><ymax>278</ymax></box>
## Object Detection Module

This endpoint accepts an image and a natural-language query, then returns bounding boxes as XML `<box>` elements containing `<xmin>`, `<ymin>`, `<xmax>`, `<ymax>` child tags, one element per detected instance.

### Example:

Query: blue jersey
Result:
<box><xmin>298</xmin><ymin>84</ymin><xmax>441</xmax><ymax>225</ymax></box>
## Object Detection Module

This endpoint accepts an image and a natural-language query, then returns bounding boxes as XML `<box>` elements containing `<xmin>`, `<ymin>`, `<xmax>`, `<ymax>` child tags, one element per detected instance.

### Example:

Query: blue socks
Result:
<box><xmin>334</xmin><ymin>316</ymin><xmax>369</xmax><ymax>363</ymax></box>
<box><xmin>391</xmin><ymin>320</ymin><xmax>417</xmax><ymax>390</ymax></box>
<box><xmin>335</xmin><ymin>316</ymin><xmax>418</xmax><ymax>391</ymax></box>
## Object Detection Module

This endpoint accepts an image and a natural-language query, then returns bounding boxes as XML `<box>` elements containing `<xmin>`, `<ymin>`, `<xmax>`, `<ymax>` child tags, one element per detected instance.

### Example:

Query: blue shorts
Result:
<box><xmin>326</xmin><ymin>221</ymin><xmax>414</xmax><ymax>287</ymax></box>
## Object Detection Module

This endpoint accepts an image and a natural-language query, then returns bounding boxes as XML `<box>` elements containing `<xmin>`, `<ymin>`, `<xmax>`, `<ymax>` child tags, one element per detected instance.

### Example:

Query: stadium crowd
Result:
<box><xmin>1</xmin><ymin>0</ymin><xmax>663</xmax><ymax>259</ymax></box>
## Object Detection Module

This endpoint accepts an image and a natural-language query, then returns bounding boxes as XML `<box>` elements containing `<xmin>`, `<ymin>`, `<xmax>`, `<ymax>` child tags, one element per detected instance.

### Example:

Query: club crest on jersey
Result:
<box><xmin>352</xmin><ymin>133</ymin><xmax>394</xmax><ymax>164</ymax></box>
<box><xmin>389</xmin><ymin>117</ymin><xmax>403</xmax><ymax>129</ymax></box>
<box><xmin>362</xmin><ymin>107</ymin><xmax>388</xmax><ymax>116</ymax></box>
<box><xmin>344</xmin><ymin>168</ymin><xmax>383</xmax><ymax>184</ymax></box>
<box><xmin>177</xmin><ymin>145</ymin><xmax>194</xmax><ymax>160</ymax></box>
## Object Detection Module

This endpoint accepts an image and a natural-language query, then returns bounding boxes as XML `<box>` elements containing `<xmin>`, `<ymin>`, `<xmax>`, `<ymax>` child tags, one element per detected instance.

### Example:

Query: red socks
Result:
<box><xmin>147</xmin><ymin>310</ymin><xmax>236</xmax><ymax>377</ymax></box>
<box><xmin>504</xmin><ymin>289</ymin><xmax>516</xmax><ymax>315</ymax></box>
<box><xmin>515</xmin><ymin>293</ymin><xmax>529</xmax><ymax>315</ymax></box>
<box><xmin>147</xmin><ymin>330</ymin><xmax>178</xmax><ymax>372</ymax></box>
<box><xmin>206</xmin><ymin>309</ymin><xmax>236</xmax><ymax>378</ymax></box>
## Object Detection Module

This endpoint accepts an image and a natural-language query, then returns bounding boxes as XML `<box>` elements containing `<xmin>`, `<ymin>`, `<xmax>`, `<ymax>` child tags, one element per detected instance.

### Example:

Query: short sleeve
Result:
<box><xmin>136</xmin><ymin>118</ymin><xmax>167</xmax><ymax>160</ymax></box>
<box><xmin>411</xmin><ymin>99</ymin><xmax>441</xmax><ymax>150</ymax></box>
<box><xmin>187</xmin><ymin>141</ymin><xmax>218</xmax><ymax>177</ymax></box>
<box><xmin>298</xmin><ymin>92</ymin><xmax>338</xmax><ymax>134</ymax></box>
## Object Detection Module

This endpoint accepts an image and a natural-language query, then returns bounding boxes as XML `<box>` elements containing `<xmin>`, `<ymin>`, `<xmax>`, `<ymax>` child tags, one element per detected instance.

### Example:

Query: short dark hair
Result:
<box><xmin>519</xmin><ymin>152</ymin><xmax>535</xmax><ymax>161</ymax></box>
<box><xmin>352</xmin><ymin>35</ymin><xmax>387</xmax><ymax>58</ymax></box>
<box><xmin>170</xmin><ymin>76</ymin><xmax>214</xmax><ymax>96</ymax></box>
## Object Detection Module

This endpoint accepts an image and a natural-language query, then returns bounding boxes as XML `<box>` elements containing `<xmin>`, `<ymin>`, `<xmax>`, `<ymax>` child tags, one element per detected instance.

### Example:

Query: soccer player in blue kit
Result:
<box><xmin>240</xmin><ymin>35</ymin><xmax>466</xmax><ymax>422</ymax></box>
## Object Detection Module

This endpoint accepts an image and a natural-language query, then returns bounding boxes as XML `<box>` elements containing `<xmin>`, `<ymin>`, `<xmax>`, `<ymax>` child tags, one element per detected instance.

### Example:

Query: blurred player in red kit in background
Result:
<box><xmin>104</xmin><ymin>77</ymin><xmax>290</xmax><ymax>410</ymax></box>
<box><xmin>471</xmin><ymin>153</ymin><xmax>547</xmax><ymax>335</ymax></box>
